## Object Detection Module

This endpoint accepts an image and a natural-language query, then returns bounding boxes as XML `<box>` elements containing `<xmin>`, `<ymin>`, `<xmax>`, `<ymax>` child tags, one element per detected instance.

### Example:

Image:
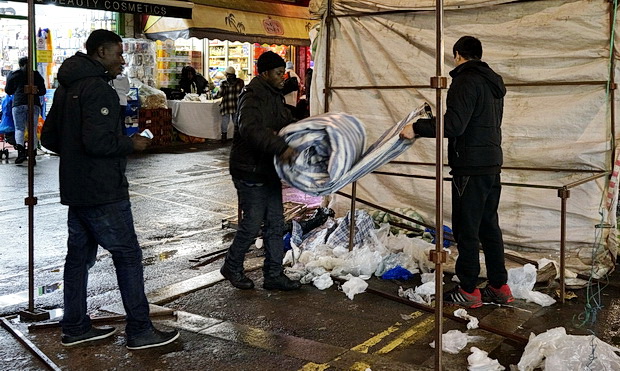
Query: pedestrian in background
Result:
<box><xmin>215</xmin><ymin>65</ymin><xmax>244</xmax><ymax>143</ymax></box>
<box><xmin>5</xmin><ymin>56</ymin><xmax>46</xmax><ymax>165</ymax></box>
<box><xmin>282</xmin><ymin>61</ymin><xmax>300</xmax><ymax>107</ymax></box>
<box><xmin>400</xmin><ymin>36</ymin><xmax>513</xmax><ymax>308</ymax></box>
<box><xmin>179</xmin><ymin>65</ymin><xmax>213</xmax><ymax>96</ymax></box>
<box><xmin>41</xmin><ymin>29</ymin><xmax>179</xmax><ymax>349</ymax></box>
<box><xmin>222</xmin><ymin>51</ymin><xmax>301</xmax><ymax>291</ymax></box>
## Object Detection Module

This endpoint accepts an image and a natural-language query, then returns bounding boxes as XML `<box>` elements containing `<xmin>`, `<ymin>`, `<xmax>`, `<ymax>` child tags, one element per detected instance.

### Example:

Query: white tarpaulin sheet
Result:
<box><xmin>309</xmin><ymin>0</ymin><xmax>619</xmax><ymax>274</ymax></box>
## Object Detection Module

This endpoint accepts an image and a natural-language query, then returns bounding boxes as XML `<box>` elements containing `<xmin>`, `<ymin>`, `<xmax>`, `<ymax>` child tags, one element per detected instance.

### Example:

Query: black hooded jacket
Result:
<box><xmin>41</xmin><ymin>52</ymin><xmax>134</xmax><ymax>206</ymax></box>
<box><xmin>5</xmin><ymin>68</ymin><xmax>47</xmax><ymax>107</ymax></box>
<box><xmin>415</xmin><ymin>60</ymin><xmax>506</xmax><ymax>176</ymax></box>
<box><xmin>229</xmin><ymin>75</ymin><xmax>293</xmax><ymax>184</ymax></box>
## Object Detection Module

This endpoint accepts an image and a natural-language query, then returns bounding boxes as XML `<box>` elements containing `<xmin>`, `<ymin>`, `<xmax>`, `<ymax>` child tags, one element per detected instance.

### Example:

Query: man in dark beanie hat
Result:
<box><xmin>400</xmin><ymin>35</ymin><xmax>513</xmax><ymax>309</ymax></box>
<box><xmin>256</xmin><ymin>50</ymin><xmax>287</xmax><ymax>74</ymax></box>
<box><xmin>221</xmin><ymin>50</ymin><xmax>301</xmax><ymax>291</ymax></box>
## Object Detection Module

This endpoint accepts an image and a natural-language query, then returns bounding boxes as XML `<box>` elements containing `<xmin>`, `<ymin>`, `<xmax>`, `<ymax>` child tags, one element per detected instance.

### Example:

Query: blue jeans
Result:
<box><xmin>60</xmin><ymin>200</ymin><xmax>152</xmax><ymax>337</ymax></box>
<box><xmin>224</xmin><ymin>179</ymin><xmax>285</xmax><ymax>278</ymax></box>
<box><xmin>221</xmin><ymin>114</ymin><xmax>233</xmax><ymax>136</ymax></box>
<box><xmin>12</xmin><ymin>105</ymin><xmax>40</xmax><ymax>147</ymax></box>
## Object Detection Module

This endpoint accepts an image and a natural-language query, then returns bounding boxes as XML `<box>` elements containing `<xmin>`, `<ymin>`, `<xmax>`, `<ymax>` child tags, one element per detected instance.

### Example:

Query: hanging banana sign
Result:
<box><xmin>32</xmin><ymin>0</ymin><xmax>193</xmax><ymax>19</ymax></box>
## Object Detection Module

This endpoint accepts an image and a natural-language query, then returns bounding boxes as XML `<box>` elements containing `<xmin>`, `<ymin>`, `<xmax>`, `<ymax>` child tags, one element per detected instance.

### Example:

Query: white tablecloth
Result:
<box><xmin>168</xmin><ymin>99</ymin><xmax>234</xmax><ymax>139</ymax></box>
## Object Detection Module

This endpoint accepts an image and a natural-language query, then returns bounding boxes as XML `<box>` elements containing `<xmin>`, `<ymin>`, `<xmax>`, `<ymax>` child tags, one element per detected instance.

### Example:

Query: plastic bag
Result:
<box><xmin>312</xmin><ymin>272</ymin><xmax>333</xmax><ymax>290</ymax></box>
<box><xmin>429</xmin><ymin>329</ymin><xmax>469</xmax><ymax>354</ymax></box>
<box><xmin>507</xmin><ymin>264</ymin><xmax>556</xmax><ymax>307</ymax></box>
<box><xmin>381</xmin><ymin>266</ymin><xmax>414</xmax><ymax>280</ymax></box>
<box><xmin>137</xmin><ymin>82</ymin><xmax>167</xmax><ymax>109</ymax></box>
<box><xmin>518</xmin><ymin>327</ymin><xmax>620</xmax><ymax>371</ymax></box>
<box><xmin>467</xmin><ymin>347</ymin><xmax>505</xmax><ymax>371</ymax></box>
<box><xmin>341</xmin><ymin>276</ymin><xmax>368</xmax><ymax>300</ymax></box>
<box><xmin>0</xmin><ymin>95</ymin><xmax>15</xmax><ymax>134</ymax></box>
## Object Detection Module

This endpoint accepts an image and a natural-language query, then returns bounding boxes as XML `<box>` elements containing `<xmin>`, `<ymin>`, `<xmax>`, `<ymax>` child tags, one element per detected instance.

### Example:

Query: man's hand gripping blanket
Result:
<box><xmin>275</xmin><ymin>103</ymin><xmax>430</xmax><ymax>196</ymax></box>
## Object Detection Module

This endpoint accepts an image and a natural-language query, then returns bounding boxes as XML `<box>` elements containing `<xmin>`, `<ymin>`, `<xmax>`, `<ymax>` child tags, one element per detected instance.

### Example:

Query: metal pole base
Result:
<box><xmin>19</xmin><ymin>309</ymin><xmax>50</xmax><ymax>322</ymax></box>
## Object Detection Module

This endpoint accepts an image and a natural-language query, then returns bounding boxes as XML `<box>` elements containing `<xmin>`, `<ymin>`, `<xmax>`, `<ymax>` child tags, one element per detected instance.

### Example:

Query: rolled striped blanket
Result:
<box><xmin>275</xmin><ymin>103</ymin><xmax>430</xmax><ymax>196</ymax></box>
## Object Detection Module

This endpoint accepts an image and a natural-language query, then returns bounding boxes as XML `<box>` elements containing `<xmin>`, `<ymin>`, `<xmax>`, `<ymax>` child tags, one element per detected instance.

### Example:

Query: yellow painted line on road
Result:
<box><xmin>351</xmin><ymin>311</ymin><xmax>422</xmax><ymax>354</ymax></box>
<box><xmin>299</xmin><ymin>361</ymin><xmax>334</xmax><ymax>371</ymax></box>
<box><xmin>374</xmin><ymin>316</ymin><xmax>436</xmax><ymax>355</ymax></box>
<box><xmin>298</xmin><ymin>311</ymin><xmax>423</xmax><ymax>370</ymax></box>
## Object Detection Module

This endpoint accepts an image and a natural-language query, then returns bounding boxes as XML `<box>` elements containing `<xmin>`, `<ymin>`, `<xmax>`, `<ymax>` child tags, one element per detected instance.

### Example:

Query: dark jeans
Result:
<box><xmin>451</xmin><ymin>174</ymin><xmax>508</xmax><ymax>292</ymax></box>
<box><xmin>60</xmin><ymin>200</ymin><xmax>152</xmax><ymax>337</ymax></box>
<box><xmin>224</xmin><ymin>178</ymin><xmax>285</xmax><ymax>278</ymax></box>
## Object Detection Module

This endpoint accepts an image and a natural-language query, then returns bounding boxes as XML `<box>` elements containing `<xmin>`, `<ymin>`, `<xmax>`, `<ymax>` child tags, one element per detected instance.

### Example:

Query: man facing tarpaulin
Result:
<box><xmin>400</xmin><ymin>36</ymin><xmax>514</xmax><ymax>308</ymax></box>
<box><xmin>221</xmin><ymin>51</ymin><xmax>301</xmax><ymax>291</ymax></box>
<box><xmin>41</xmin><ymin>29</ymin><xmax>179</xmax><ymax>349</ymax></box>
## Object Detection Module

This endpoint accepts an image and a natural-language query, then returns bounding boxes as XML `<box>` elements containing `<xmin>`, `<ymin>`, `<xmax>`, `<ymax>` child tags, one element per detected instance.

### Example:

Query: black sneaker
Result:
<box><xmin>61</xmin><ymin>326</ymin><xmax>117</xmax><ymax>346</ymax></box>
<box><xmin>126</xmin><ymin>327</ymin><xmax>180</xmax><ymax>350</ymax></box>
<box><xmin>263</xmin><ymin>274</ymin><xmax>302</xmax><ymax>291</ymax></box>
<box><xmin>220</xmin><ymin>265</ymin><xmax>255</xmax><ymax>289</ymax></box>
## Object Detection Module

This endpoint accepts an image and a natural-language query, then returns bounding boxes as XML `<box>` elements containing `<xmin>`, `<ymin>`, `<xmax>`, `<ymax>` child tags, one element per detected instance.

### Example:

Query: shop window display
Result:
<box><xmin>123</xmin><ymin>38</ymin><xmax>156</xmax><ymax>87</ymax></box>
<box><xmin>208</xmin><ymin>40</ymin><xmax>251</xmax><ymax>85</ymax></box>
<box><xmin>0</xmin><ymin>5</ymin><xmax>119</xmax><ymax>92</ymax></box>
<box><xmin>155</xmin><ymin>39</ymin><xmax>198</xmax><ymax>90</ymax></box>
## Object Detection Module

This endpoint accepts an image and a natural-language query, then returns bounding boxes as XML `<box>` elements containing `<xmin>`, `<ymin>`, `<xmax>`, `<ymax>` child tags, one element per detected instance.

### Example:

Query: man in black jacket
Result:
<box><xmin>221</xmin><ymin>51</ymin><xmax>301</xmax><ymax>291</ymax></box>
<box><xmin>41</xmin><ymin>29</ymin><xmax>179</xmax><ymax>349</ymax></box>
<box><xmin>400</xmin><ymin>36</ymin><xmax>513</xmax><ymax>308</ymax></box>
<box><xmin>5</xmin><ymin>56</ymin><xmax>46</xmax><ymax>164</ymax></box>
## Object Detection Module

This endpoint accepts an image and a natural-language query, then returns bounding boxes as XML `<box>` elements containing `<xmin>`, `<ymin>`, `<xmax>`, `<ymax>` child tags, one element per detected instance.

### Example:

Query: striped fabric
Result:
<box><xmin>275</xmin><ymin>103</ymin><xmax>430</xmax><ymax>196</ymax></box>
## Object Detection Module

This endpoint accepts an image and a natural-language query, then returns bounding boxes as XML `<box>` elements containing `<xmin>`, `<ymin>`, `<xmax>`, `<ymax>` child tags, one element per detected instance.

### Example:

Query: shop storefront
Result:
<box><xmin>142</xmin><ymin>1</ymin><xmax>317</xmax><ymax>142</ymax></box>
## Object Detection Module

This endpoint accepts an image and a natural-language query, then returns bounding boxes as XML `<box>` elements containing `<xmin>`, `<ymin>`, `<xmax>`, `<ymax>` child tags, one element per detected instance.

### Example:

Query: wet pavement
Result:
<box><xmin>0</xmin><ymin>140</ymin><xmax>619</xmax><ymax>370</ymax></box>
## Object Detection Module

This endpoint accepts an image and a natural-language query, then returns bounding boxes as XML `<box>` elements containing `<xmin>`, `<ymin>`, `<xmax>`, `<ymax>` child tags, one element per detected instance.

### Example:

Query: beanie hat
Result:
<box><xmin>225</xmin><ymin>66</ymin><xmax>235</xmax><ymax>75</ymax></box>
<box><xmin>257</xmin><ymin>51</ymin><xmax>286</xmax><ymax>73</ymax></box>
<box><xmin>285</xmin><ymin>61</ymin><xmax>294</xmax><ymax>70</ymax></box>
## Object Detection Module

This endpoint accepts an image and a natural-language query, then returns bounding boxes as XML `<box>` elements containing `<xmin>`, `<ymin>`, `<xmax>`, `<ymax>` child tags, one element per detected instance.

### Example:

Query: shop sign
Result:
<box><xmin>33</xmin><ymin>0</ymin><xmax>193</xmax><ymax>19</ymax></box>
<box><xmin>262</xmin><ymin>17</ymin><xmax>284</xmax><ymax>36</ymax></box>
<box><xmin>37</xmin><ymin>49</ymin><xmax>52</xmax><ymax>63</ymax></box>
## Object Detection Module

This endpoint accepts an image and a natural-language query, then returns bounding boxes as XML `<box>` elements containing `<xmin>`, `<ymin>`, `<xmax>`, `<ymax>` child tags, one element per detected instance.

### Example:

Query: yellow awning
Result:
<box><xmin>144</xmin><ymin>3</ymin><xmax>317</xmax><ymax>46</ymax></box>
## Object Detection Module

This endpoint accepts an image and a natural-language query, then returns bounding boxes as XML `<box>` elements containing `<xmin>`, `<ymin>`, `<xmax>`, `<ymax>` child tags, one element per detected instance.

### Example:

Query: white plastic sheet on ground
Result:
<box><xmin>341</xmin><ymin>276</ymin><xmax>368</xmax><ymax>299</ymax></box>
<box><xmin>429</xmin><ymin>329</ymin><xmax>484</xmax><ymax>354</ymax></box>
<box><xmin>517</xmin><ymin>327</ymin><xmax>620</xmax><ymax>370</ymax></box>
<box><xmin>507</xmin><ymin>264</ymin><xmax>556</xmax><ymax>307</ymax></box>
<box><xmin>468</xmin><ymin>347</ymin><xmax>505</xmax><ymax>371</ymax></box>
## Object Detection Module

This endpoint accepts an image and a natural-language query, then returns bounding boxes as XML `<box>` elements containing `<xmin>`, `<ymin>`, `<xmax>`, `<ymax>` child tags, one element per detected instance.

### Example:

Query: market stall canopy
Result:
<box><xmin>23</xmin><ymin>0</ymin><xmax>194</xmax><ymax>19</ymax></box>
<box><xmin>144</xmin><ymin>0</ymin><xmax>317</xmax><ymax>45</ymax></box>
<box><xmin>309</xmin><ymin>0</ymin><xmax>620</xmax><ymax>275</ymax></box>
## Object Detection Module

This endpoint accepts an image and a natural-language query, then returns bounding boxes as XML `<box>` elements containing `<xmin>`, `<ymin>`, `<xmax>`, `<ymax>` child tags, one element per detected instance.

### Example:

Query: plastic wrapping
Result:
<box><xmin>518</xmin><ymin>327</ymin><xmax>620</xmax><ymax>371</ymax></box>
<box><xmin>341</xmin><ymin>276</ymin><xmax>368</xmax><ymax>300</ymax></box>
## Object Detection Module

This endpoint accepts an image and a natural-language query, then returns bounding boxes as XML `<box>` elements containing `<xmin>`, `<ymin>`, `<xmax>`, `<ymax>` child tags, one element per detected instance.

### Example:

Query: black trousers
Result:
<box><xmin>451</xmin><ymin>174</ymin><xmax>508</xmax><ymax>292</ymax></box>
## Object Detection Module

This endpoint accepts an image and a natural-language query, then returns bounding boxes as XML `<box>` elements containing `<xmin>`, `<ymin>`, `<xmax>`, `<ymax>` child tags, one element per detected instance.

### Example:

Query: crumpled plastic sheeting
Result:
<box><xmin>507</xmin><ymin>264</ymin><xmax>556</xmax><ymax>307</ymax></box>
<box><xmin>342</xmin><ymin>276</ymin><xmax>368</xmax><ymax>300</ymax></box>
<box><xmin>313</xmin><ymin>272</ymin><xmax>334</xmax><ymax>290</ymax></box>
<box><xmin>429</xmin><ymin>329</ymin><xmax>483</xmax><ymax>354</ymax></box>
<box><xmin>517</xmin><ymin>327</ymin><xmax>620</xmax><ymax>371</ymax></box>
<box><xmin>398</xmin><ymin>282</ymin><xmax>435</xmax><ymax>305</ymax></box>
<box><xmin>467</xmin><ymin>347</ymin><xmax>505</xmax><ymax>371</ymax></box>
<box><xmin>453</xmin><ymin>309</ymin><xmax>480</xmax><ymax>330</ymax></box>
